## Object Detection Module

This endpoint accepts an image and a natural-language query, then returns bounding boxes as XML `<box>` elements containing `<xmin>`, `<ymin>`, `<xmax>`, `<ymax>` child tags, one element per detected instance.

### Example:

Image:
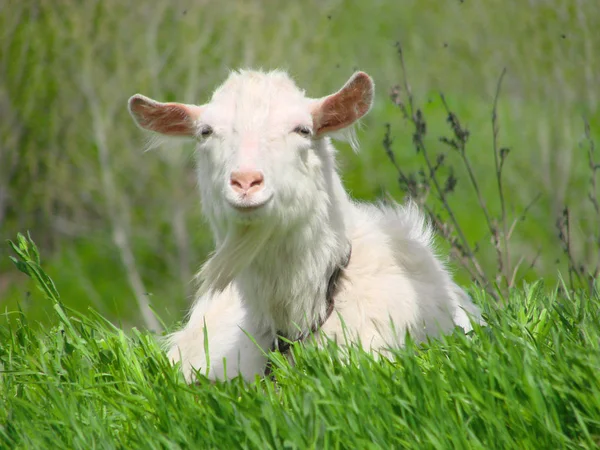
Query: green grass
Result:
<box><xmin>2</xmin><ymin>237</ymin><xmax>600</xmax><ymax>449</ymax></box>
<box><xmin>1</xmin><ymin>0</ymin><xmax>599</xmax><ymax>328</ymax></box>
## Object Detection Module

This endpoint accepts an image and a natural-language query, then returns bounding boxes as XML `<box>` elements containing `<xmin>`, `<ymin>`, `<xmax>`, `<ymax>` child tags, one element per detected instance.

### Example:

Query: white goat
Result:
<box><xmin>127</xmin><ymin>69</ymin><xmax>482</xmax><ymax>382</ymax></box>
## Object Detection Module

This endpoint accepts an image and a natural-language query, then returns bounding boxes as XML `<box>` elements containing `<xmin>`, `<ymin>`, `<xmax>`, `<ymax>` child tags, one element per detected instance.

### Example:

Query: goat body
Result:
<box><xmin>128</xmin><ymin>69</ymin><xmax>482</xmax><ymax>382</ymax></box>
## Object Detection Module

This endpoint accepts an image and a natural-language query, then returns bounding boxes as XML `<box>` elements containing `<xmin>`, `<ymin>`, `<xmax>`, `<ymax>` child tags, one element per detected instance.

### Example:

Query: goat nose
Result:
<box><xmin>229</xmin><ymin>170</ymin><xmax>265</xmax><ymax>195</ymax></box>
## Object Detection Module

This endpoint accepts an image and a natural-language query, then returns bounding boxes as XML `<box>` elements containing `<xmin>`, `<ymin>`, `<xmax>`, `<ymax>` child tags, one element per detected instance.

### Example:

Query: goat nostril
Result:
<box><xmin>230</xmin><ymin>170</ymin><xmax>264</xmax><ymax>193</ymax></box>
<box><xmin>250</xmin><ymin>175</ymin><xmax>264</xmax><ymax>188</ymax></box>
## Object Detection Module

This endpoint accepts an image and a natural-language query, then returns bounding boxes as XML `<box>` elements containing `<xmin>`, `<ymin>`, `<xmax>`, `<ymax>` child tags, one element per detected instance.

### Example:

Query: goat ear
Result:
<box><xmin>128</xmin><ymin>94</ymin><xmax>202</xmax><ymax>137</ymax></box>
<box><xmin>311</xmin><ymin>71</ymin><xmax>374</xmax><ymax>137</ymax></box>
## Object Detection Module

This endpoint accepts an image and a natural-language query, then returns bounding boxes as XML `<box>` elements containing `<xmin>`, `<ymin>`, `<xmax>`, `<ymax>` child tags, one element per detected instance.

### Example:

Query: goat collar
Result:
<box><xmin>264</xmin><ymin>243</ymin><xmax>352</xmax><ymax>377</ymax></box>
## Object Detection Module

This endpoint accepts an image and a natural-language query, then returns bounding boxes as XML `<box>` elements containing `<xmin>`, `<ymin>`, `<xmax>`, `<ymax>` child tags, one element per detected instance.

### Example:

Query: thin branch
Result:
<box><xmin>491</xmin><ymin>68</ymin><xmax>510</xmax><ymax>287</ymax></box>
<box><xmin>506</xmin><ymin>193</ymin><xmax>542</xmax><ymax>241</ymax></box>
<box><xmin>391</xmin><ymin>42</ymin><xmax>491</xmax><ymax>295</ymax></box>
<box><xmin>583</xmin><ymin>119</ymin><xmax>600</xmax><ymax>283</ymax></box>
<box><xmin>556</xmin><ymin>207</ymin><xmax>584</xmax><ymax>291</ymax></box>
<box><xmin>439</xmin><ymin>94</ymin><xmax>506</xmax><ymax>288</ymax></box>
<box><xmin>80</xmin><ymin>59</ymin><xmax>161</xmax><ymax>333</ymax></box>
<box><xmin>583</xmin><ymin>119</ymin><xmax>599</xmax><ymax>215</ymax></box>
<box><xmin>383</xmin><ymin>130</ymin><xmax>486</xmax><ymax>288</ymax></box>
<box><xmin>510</xmin><ymin>248</ymin><xmax>541</xmax><ymax>289</ymax></box>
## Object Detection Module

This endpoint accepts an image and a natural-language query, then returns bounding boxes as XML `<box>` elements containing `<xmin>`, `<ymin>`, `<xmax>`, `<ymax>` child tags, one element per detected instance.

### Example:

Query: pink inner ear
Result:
<box><xmin>313</xmin><ymin>72</ymin><xmax>374</xmax><ymax>135</ymax></box>
<box><xmin>130</xmin><ymin>96</ymin><xmax>199</xmax><ymax>136</ymax></box>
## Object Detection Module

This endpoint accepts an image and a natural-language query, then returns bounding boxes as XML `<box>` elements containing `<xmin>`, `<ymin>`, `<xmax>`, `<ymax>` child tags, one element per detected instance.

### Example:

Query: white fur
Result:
<box><xmin>128</xmin><ymin>69</ymin><xmax>482</xmax><ymax>382</ymax></box>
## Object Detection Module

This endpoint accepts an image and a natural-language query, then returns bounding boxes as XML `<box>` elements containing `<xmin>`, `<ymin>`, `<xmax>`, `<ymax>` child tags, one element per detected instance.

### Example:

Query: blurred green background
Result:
<box><xmin>1</xmin><ymin>0</ymin><xmax>598</xmax><ymax>330</ymax></box>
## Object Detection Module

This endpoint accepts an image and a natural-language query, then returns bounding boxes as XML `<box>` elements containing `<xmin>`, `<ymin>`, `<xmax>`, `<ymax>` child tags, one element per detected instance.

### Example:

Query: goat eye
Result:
<box><xmin>199</xmin><ymin>126</ymin><xmax>213</xmax><ymax>138</ymax></box>
<box><xmin>293</xmin><ymin>126</ymin><xmax>311</xmax><ymax>137</ymax></box>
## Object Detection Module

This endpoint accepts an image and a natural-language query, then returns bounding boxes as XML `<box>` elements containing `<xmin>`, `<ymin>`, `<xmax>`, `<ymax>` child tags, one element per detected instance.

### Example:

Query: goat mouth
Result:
<box><xmin>227</xmin><ymin>199</ymin><xmax>270</xmax><ymax>212</ymax></box>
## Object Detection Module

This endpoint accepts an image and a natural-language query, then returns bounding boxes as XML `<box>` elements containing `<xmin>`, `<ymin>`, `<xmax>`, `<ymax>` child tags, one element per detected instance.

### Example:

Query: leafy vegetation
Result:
<box><xmin>1</xmin><ymin>0</ymin><xmax>599</xmax><ymax>327</ymax></box>
<box><xmin>2</xmin><ymin>235</ymin><xmax>599</xmax><ymax>449</ymax></box>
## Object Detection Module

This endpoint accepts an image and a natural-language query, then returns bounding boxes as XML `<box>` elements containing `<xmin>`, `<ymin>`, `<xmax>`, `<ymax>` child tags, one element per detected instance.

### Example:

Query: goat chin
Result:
<box><xmin>194</xmin><ymin>223</ymin><xmax>275</xmax><ymax>296</ymax></box>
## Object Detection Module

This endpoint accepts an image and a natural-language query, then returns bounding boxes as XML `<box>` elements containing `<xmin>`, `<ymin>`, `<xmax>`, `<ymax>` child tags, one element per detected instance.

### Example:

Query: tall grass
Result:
<box><xmin>1</xmin><ymin>235</ymin><xmax>599</xmax><ymax>449</ymax></box>
<box><xmin>1</xmin><ymin>0</ymin><xmax>599</xmax><ymax>327</ymax></box>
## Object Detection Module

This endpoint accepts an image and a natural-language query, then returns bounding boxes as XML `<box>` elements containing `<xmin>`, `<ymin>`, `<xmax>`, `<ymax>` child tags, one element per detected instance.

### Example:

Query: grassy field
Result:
<box><xmin>1</xmin><ymin>0</ymin><xmax>599</xmax><ymax>328</ymax></box>
<box><xmin>1</xmin><ymin>237</ymin><xmax>599</xmax><ymax>449</ymax></box>
<box><xmin>1</xmin><ymin>3</ymin><xmax>599</xmax><ymax>446</ymax></box>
